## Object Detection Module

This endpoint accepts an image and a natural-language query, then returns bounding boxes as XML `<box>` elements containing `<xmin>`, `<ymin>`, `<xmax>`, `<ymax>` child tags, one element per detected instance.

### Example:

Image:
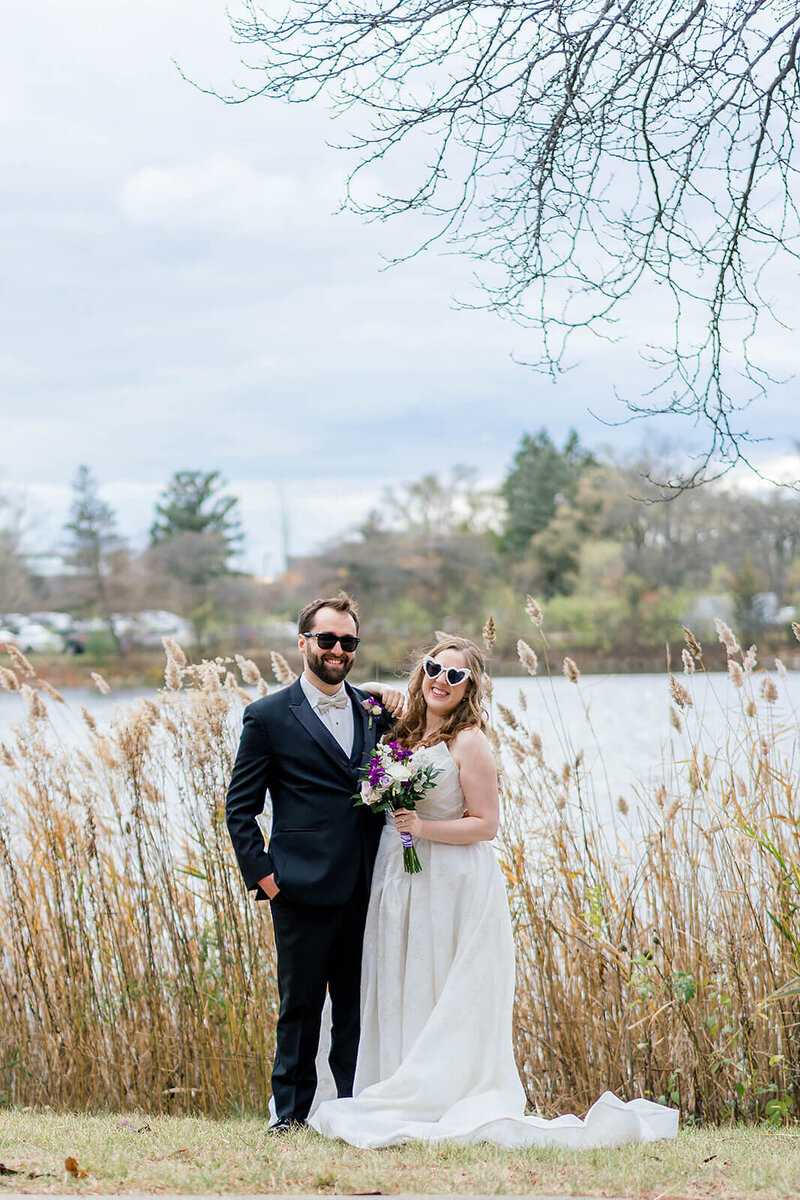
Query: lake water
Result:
<box><xmin>2</xmin><ymin>670</ymin><xmax>799</xmax><ymax>819</ymax></box>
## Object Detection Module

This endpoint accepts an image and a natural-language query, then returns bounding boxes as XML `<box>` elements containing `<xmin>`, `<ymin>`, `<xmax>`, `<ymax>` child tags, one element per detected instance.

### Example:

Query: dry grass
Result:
<box><xmin>0</xmin><ymin>615</ymin><xmax>799</xmax><ymax>1128</ymax></box>
<box><xmin>0</xmin><ymin>650</ymin><xmax>276</xmax><ymax>1114</ymax></box>
<box><xmin>1</xmin><ymin>1110</ymin><xmax>799</xmax><ymax>1197</ymax></box>
<box><xmin>500</xmin><ymin>621</ymin><xmax>800</xmax><ymax>1125</ymax></box>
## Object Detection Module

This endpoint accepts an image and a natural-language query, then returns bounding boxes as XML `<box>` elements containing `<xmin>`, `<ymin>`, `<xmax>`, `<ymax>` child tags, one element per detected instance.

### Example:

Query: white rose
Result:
<box><xmin>385</xmin><ymin>761</ymin><xmax>413</xmax><ymax>783</ymax></box>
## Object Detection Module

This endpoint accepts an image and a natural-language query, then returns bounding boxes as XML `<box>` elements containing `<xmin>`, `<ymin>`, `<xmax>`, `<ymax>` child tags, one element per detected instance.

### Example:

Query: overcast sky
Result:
<box><xmin>2</xmin><ymin>0</ymin><xmax>798</xmax><ymax>578</ymax></box>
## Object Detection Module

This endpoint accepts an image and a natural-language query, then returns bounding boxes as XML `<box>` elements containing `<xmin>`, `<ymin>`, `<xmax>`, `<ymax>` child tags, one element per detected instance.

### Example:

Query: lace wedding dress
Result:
<box><xmin>309</xmin><ymin>741</ymin><xmax>678</xmax><ymax>1148</ymax></box>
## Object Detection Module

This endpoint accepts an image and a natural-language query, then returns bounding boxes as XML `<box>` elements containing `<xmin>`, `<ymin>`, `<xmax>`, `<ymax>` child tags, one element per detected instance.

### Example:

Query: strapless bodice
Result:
<box><xmin>384</xmin><ymin>741</ymin><xmax>465</xmax><ymax>824</ymax></box>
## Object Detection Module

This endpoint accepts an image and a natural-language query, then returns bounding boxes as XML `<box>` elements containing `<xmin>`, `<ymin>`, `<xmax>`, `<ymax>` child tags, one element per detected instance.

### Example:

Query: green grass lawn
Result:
<box><xmin>0</xmin><ymin>1112</ymin><xmax>798</xmax><ymax>1197</ymax></box>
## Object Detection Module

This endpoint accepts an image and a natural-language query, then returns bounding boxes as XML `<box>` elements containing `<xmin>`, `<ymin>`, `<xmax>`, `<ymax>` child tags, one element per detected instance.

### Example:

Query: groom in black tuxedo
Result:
<box><xmin>225</xmin><ymin>592</ymin><xmax>396</xmax><ymax>1131</ymax></box>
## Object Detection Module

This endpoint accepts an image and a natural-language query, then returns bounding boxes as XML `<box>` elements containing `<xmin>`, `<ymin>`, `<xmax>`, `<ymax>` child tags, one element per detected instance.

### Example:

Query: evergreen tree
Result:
<box><xmin>63</xmin><ymin>465</ymin><xmax>126</xmax><ymax>652</ymax></box>
<box><xmin>150</xmin><ymin>471</ymin><xmax>243</xmax><ymax>557</ymax></box>
<box><xmin>148</xmin><ymin>471</ymin><xmax>244</xmax><ymax>647</ymax></box>
<box><xmin>501</xmin><ymin>430</ymin><xmax>593</xmax><ymax>556</ymax></box>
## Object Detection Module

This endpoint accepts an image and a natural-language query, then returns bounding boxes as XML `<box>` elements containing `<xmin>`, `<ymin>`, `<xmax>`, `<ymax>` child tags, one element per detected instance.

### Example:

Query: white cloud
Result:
<box><xmin>119</xmin><ymin>157</ymin><xmax>347</xmax><ymax>234</ymax></box>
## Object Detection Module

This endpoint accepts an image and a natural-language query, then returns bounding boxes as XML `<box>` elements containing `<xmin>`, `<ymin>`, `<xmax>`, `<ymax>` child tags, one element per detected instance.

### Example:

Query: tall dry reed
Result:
<box><xmin>1</xmin><ymin>615</ymin><xmax>799</xmax><ymax>1123</ymax></box>
<box><xmin>0</xmin><ymin>650</ymin><xmax>277</xmax><ymax>1114</ymax></box>
<box><xmin>499</xmin><ymin>610</ymin><xmax>800</xmax><ymax>1125</ymax></box>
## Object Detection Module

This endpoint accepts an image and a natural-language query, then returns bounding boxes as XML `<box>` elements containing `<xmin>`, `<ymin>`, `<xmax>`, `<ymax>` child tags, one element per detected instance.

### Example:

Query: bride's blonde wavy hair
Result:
<box><xmin>391</xmin><ymin>636</ymin><xmax>488</xmax><ymax>750</ymax></box>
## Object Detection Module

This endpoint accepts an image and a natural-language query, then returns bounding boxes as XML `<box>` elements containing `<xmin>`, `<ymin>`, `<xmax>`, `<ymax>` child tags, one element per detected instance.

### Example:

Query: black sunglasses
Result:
<box><xmin>422</xmin><ymin>655</ymin><xmax>472</xmax><ymax>687</ymax></box>
<box><xmin>304</xmin><ymin>631</ymin><xmax>361</xmax><ymax>653</ymax></box>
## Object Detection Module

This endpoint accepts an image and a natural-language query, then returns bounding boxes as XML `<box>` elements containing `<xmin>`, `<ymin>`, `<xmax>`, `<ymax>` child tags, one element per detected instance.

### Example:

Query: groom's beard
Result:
<box><xmin>306</xmin><ymin>645</ymin><xmax>355</xmax><ymax>686</ymax></box>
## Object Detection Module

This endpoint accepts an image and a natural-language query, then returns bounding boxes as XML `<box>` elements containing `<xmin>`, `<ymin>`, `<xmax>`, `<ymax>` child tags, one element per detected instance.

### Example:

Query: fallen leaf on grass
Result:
<box><xmin>0</xmin><ymin>1164</ymin><xmax>20</xmax><ymax>1176</ymax></box>
<box><xmin>118</xmin><ymin>1119</ymin><xmax>152</xmax><ymax>1133</ymax></box>
<box><xmin>64</xmin><ymin>1156</ymin><xmax>89</xmax><ymax>1179</ymax></box>
<box><xmin>702</xmin><ymin>1154</ymin><xmax>718</xmax><ymax>1164</ymax></box>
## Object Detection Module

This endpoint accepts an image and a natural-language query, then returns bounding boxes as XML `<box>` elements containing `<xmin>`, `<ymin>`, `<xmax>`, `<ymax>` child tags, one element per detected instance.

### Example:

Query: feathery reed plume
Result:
<box><xmin>743</xmin><ymin>645</ymin><xmax>757</xmax><ymax>675</ymax></box>
<box><xmin>525</xmin><ymin>595</ymin><xmax>544</xmax><ymax>627</ymax></box>
<box><xmin>0</xmin><ymin>744</ymin><xmax>14</xmax><ymax>768</ymax></box>
<box><xmin>162</xmin><ymin>637</ymin><xmax>187</xmax><ymax>668</ymax></box>
<box><xmin>0</xmin><ymin>667</ymin><xmax>20</xmax><ymax>691</ymax></box>
<box><xmin>617</xmin><ymin>796</ymin><xmax>629</xmax><ymax>816</ymax></box>
<box><xmin>746</xmin><ymin>699</ymin><xmax>757</xmax><ymax>717</ymax></box>
<box><xmin>163</xmin><ymin>640</ymin><xmax>186</xmax><ymax>691</ymax></box>
<box><xmin>530</xmin><ymin>732</ymin><xmax>544</xmax><ymax>762</ymax></box>
<box><xmin>80</xmin><ymin>707</ymin><xmax>97</xmax><ymax>733</ymax></box>
<box><xmin>22</xmin><ymin>684</ymin><xmax>46</xmax><ymax>721</ymax></box>
<box><xmin>793</xmin><ymin>621</ymin><xmax>800</xmax><ymax>643</ymax></box>
<box><xmin>497</xmin><ymin>703</ymin><xmax>518</xmax><ymax>730</ymax></box>
<box><xmin>669</xmin><ymin>707</ymin><xmax>682</xmax><ymax>732</ymax></box>
<box><xmin>6</xmin><ymin>644</ymin><xmax>35</xmax><ymax>677</ymax></box>
<box><xmin>562</xmin><ymin>656</ymin><xmax>580</xmax><ymax>683</ymax></box>
<box><xmin>40</xmin><ymin>681</ymin><xmax>65</xmax><ymax>704</ymax></box>
<box><xmin>482</xmin><ymin>615</ymin><xmax>496</xmax><ymax>653</ymax></box>
<box><xmin>270</xmin><ymin>651</ymin><xmax>297</xmax><ymax>685</ymax></box>
<box><xmin>90</xmin><ymin>671</ymin><xmax>111</xmax><ymax>695</ymax></box>
<box><xmin>760</xmin><ymin>675</ymin><xmax>779</xmax><ymax>704</ymax></box>
<box><xmin>234</xmin><ymin>655</ymin><xmax>262</xmax><ymax>686</ymax></box>
<box><xmin>728</xmin><ymin>661</ymin><xmax>744</xmax><ymax>688</ymax></box>
<box><xmin>197</xmin><ymin>660</ymin><xmax>222</xmax><ymax>692</ymax></box>
<box><xmin>257</xmin><ymin>678</ymin><xmax>270</xmax><ymax>697</ymax></box>
<box><xmin>164</xmin><ymin>658</ymin><xmax>183</xmax><ymax>692</ymax></box>
<box><xmin>669</xmin><ymin>674</ymin><xmax>693</xmax><ymax>709</ymax></box>
<box><xmin>517</xmin><ymin>639</ymin><xmax>538</xmax><ymax>676</ymax></box>
<box><xmin>775</xmin><ymin>658</ymin><xmax>787</xmax><ymax>678</ymax></box>
<box><xmin>681</xmin><ymin>649</ymin><xmax>695</xmax><ymax>676</ymax></box>
<box><xmin>682</xmin><ymin>625</ymin><xmax>703</xmax><ymax>661</ymax></box>
<box><xmin>714</xmin><ymin>618</ymin><xmax>741</xmax><ymax>657</ymax></box>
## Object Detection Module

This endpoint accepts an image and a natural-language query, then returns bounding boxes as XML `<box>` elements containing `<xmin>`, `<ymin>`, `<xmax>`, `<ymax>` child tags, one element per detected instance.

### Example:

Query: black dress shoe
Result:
<box><xmin>267</xmin><ymin>1116</ymin><xmax>307</xmax><ymax>1134</ymax></box>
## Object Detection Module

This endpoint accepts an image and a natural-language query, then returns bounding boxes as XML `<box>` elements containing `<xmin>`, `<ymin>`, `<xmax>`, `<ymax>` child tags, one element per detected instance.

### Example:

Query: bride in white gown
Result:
<box><xmin>310</xmin><ymin>637</ymin><xmax>678</xmax><ymax>1149</ymax></box>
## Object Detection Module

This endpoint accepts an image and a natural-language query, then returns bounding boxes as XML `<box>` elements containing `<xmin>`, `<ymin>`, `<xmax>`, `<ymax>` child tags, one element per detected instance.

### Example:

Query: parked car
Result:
<box><xmin>125</xmin><ymin>610</ymin><xmax>193</xmax><ymax>649</ymax></box>
<box><xmin>14</xmin><ymin>623</ymin><xmax>66</xmax><ymax>654</ymax></box>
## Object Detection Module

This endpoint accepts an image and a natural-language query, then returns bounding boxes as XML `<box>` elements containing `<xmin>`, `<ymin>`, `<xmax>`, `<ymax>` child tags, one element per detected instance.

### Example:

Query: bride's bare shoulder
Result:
<box><xmin>449</xmin><ymin>726</ymin><xmax>492</xmax><ymax>764</ymax></box>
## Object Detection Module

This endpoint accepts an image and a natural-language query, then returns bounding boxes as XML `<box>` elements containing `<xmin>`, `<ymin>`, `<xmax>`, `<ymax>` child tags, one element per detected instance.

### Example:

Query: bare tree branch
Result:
<box><xmin>213</xmin><ymin>0</ymin><xmax>800</xmax><ymax>484</ymax></box>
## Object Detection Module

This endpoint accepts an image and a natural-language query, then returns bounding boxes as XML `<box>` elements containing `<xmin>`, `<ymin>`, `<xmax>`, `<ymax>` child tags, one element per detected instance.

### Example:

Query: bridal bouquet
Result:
<box><xmin>353</xmin><ymin>741</ymin><xmax>441</xmax><ymax>873</ymax></box>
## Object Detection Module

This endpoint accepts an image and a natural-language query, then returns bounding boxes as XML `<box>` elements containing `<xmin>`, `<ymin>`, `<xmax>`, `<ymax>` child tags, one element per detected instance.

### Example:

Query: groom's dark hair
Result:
<box><xmin>298</xmin><ymin>590</ymin><xmax>360</xmax><ymax>635</ymax></box>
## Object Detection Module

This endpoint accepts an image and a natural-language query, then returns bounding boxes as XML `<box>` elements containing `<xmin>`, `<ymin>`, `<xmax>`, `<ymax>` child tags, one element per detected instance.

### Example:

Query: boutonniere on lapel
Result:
<box><xmin>362</xmin><ymin>697</ymin><xmax>383</xmax><ymax>729</ymax></box>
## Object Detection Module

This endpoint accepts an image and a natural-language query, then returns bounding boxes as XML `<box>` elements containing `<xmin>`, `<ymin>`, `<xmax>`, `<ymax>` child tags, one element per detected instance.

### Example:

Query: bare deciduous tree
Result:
<box><xmin>219</xmin><ymin>1</ymin><xmax>800</xmax><ymax>482</ymax></box>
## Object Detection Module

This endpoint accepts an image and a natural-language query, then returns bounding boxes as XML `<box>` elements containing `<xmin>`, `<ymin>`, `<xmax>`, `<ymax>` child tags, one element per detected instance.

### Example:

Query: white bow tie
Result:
<box><xmin>317</xmin><ymin>691</ymin><xmax>349</xmax><ymax>714</ymax></box>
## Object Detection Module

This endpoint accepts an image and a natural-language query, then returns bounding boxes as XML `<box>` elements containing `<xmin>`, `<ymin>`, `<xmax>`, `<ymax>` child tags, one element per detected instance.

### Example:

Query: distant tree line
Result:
<box><xmin>3</xmin><ymin>436</ymin><xmax>799</xmax><ymax>663</ymax></box>
<box><xmin>267</xmin><ymin>432</ymin><xmax>800</xmax><ymax>667</ymax></box>
<box><xmin>1</xmin><ymin>468</ymin><xmax>257</xmax><ymax>651</ymax></box>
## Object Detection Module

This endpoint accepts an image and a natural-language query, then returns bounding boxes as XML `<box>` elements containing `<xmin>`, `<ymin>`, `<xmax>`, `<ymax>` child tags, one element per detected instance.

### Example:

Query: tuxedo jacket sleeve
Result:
<box><xmin>225</xmin><ymin>702</ymin><xmax>276</xmax><ymax>897</ymax></box>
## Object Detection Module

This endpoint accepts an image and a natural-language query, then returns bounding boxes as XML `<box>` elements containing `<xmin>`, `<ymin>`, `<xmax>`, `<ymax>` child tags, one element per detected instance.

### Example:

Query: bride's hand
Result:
<box><xmin>395</xmin><ymin>808</ymin><xmax>423</xmax><ymax>838</ymax></box>
<box><xmin>360</xmin><ymin>682</ymin><xmax>405</xmax><ymax>719</ymax></box>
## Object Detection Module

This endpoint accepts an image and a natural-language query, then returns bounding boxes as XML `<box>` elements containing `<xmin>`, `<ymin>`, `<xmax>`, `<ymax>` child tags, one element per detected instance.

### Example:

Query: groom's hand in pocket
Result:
<box><xmin>259</xmin><ymin>873</ymin><xmax>280</xmax><ymax>900</ymax></box>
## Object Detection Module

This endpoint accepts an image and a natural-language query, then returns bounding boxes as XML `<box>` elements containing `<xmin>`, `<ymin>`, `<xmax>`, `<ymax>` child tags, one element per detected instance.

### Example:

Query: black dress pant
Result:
<box><xmin>269</xmin><ymin>868</ymin><xmax>369</xmax><ymax>1122</ymax></box>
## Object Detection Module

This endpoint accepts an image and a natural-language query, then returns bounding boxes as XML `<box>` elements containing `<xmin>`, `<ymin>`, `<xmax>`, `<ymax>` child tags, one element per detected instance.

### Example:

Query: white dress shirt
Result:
<box><xmin>299</xmin><ymin>672</ymin><xmax>355</xmax><ymax>757</ymax></box>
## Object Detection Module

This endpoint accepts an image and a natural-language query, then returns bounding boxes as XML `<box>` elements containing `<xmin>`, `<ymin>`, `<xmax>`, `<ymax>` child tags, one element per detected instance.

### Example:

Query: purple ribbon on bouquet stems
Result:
<box><xmin>396</xmin><ymin>819</ymin><xmax>422</xmax><ymax>873</ymax></box>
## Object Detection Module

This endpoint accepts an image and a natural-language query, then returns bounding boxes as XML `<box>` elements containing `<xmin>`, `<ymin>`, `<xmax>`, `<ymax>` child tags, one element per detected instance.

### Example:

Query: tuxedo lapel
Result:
<box><xmin>349</xmin><ymin>685</ymin><xmax>376</xmax><ymax>772</ymax></box>
<box><xmin>289</xmin><ymin>679</ymin><xmax>357</xmax><ymax>777</ymax></box>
